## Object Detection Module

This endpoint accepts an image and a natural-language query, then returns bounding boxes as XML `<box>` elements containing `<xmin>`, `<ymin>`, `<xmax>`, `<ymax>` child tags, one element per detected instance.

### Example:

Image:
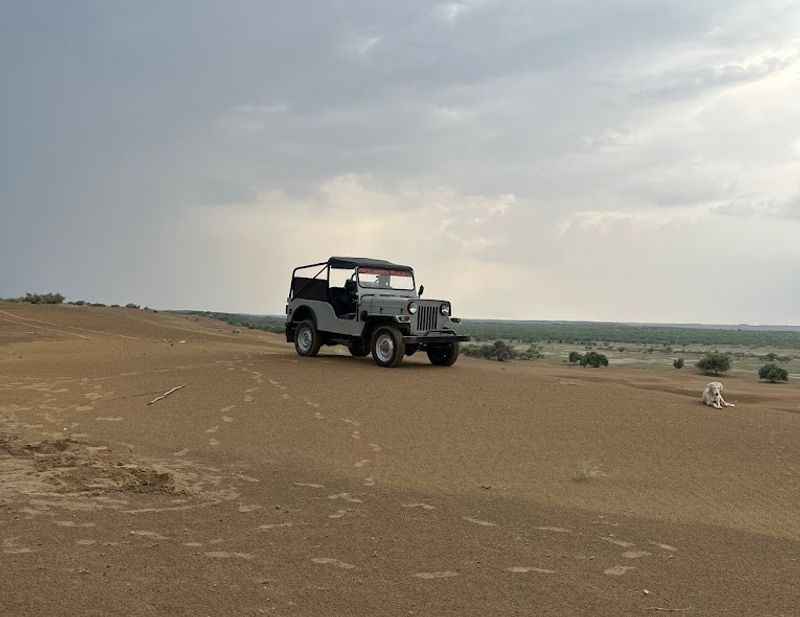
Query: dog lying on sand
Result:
<box><xmin>703</xmin><ymin>382</ymin><xmax>735</xmax><ymax>409</ymax></box>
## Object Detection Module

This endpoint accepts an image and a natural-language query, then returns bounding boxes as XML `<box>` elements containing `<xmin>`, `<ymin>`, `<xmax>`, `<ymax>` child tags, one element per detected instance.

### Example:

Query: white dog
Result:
<box><xmin>702</xmin><ymin>382</ymin><xmax>735</xmax><ymax>409</ymax></box>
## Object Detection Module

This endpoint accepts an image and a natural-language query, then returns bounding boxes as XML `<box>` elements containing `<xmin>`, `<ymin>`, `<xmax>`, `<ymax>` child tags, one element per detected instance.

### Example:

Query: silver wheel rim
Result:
<box><xmin>298</xmin><ymin>327</ymin><xmax>313</xmax><ymax>353</ymax></box>
<box><xmin>375</xmin><ymin>333</ymin><xmax>395</xmax><ymax>363</ymax></box>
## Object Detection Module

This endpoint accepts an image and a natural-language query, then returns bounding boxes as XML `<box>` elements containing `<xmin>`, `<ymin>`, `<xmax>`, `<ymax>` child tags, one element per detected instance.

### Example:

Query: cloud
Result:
<box><xmin>4</xmin><ymin>1</ymin><xmax>800</xmax><ymax>323</ymax></box>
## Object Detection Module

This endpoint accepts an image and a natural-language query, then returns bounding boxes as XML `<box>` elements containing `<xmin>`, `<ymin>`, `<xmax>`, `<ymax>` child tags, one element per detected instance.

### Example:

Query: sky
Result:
<box><xmin>2</xmin><ymin>1</ymin><xmax>799</xmax><ymax>323</ymax></box>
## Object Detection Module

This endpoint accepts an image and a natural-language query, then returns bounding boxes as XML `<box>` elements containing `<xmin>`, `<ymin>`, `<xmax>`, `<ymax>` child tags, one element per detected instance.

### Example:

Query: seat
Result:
<box><xmin>329</xmin><ymin>287</ymin><xmax>356</xmax><ymax>318</ymax></box>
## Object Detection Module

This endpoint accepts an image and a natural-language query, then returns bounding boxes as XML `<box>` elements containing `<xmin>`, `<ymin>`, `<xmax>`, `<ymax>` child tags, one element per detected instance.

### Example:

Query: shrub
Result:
<box><xmin>22</xmin><ymin>292</ymin><xmax>64</xmax><ymax>304</ymax></box>
<box><xmin>765</xmin><ymin>352</ymin><xmax>778</xmax><ymax>362</ymax></box>
<box><xmin>568</xmin><ymin>351</ymin><xmax>583</xmax><ymax>364</ymax></box>
<box><xmin>580</xmin><ymin>351</ymin><xmax>609</xmax><ymax>368</ymax></box>
<box><xmin>518</xmin><ymin>344</ymin><xmax>544</xmax><ymax>360</ymax></box>
<box><xmin>696</xmin><ymin>352</ymin><xmax>731</xmax><ymax>376</ymax></box>
<box><xmin>673</xmin><ymin>358</ymin><xmax>685</xmax><ymax>369</ymax></box>
<box><xmin>125</xmin><ymin>303</ymin><xmax>140</xmax><ymax>309</ymax></box>
<box><xmin>759</xmin><ymin>363</ymin><xmax>788</xmax><ymax>383</ymax></box>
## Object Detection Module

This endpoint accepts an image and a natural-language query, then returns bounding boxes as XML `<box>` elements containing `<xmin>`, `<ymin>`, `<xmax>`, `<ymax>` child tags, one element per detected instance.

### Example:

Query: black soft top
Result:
<box><xmin>327</xmin><ymin>256</ymin><xmax>413</xmax><ymax>272</ymax></box>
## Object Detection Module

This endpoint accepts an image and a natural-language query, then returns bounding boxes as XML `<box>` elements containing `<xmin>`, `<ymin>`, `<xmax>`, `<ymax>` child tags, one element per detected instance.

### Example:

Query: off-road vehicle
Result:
<box><xmin>285</xmin><ymin>257</ymin><xmax>469</xmax><ymax>367</ymax></box>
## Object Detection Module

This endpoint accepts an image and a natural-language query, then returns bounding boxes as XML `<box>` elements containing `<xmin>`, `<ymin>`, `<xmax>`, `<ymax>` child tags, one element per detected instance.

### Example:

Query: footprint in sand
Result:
<box><xmin>238</xmin><ymin>504</ymin><xmax>262</xmax><ymax>513</ymax></box>
<box><xmin>76</xmin><ymin>539</ymin><xmax>96</xmax><ymax>546</ymax></box>
<box><xmin>54</xmin><ymin>521</ymin><xmax>95</xmax><ymax>528</ymax></box>
<box><xmin>342</xmin><ymin>418</ymin><xmax>361</xmax><ymax>427</ymax></box>
<box><xmin>304</xmin><ymin>400</ymin><xmax>320</xmax><ymax>409</ymax></box>
<box><xmin>368</xmin><ymin>443</ymin><xmax>382</xmax><ymax>452</ymax></box>
<box><xmin>535</xmin><ymin>526</ymin><xmax>571</xmax><ymax>533</ymax></box>
<box><xmin>311</xmin><ymin>557</ymin><xmax>356</xmax><ymax>570</ymax></box>
<box><xmin>354</xmin><ymin>459</ymin><xmax>370</xmax><ymax>468</ymax></box>
<box><xmin>604</xmin><ymin>565</ymin><xmax>636</xmax><ymax>576</ymax></box>
<box><xmin>220</xmin><ymin>405</ymin><xmax>236</xmax><ymax>413</ymax></box>
<box><xmin>363</xmin><ymin>477</ymin><xmax>375</xmax><ymax>487</ymax></box>
<box><xmin>258</xmin><ymin>522</ymin><xmax>293</xmax><ymax>531</ymax></box>
<box><xmin>244</xmin><ymin>387</ymin><xmax>259</xmax><ymax>394</ymax></box>
<box><xmin>243</xmin><ymin>395</ymin><xmax>254</xmax><ymax>403</ymax></box>
<box><xmin>95</xmin><ymin>416</ymin><xmax>123</xmax><ymax>422</ymax></box>
<box><xmin>328</xmin><ymin>510</ymin><xmax>348</xmax><ymax>519</ymax></box>
<box><xmin>75</xmin><ymin>405</ymin><xmax>94</xmax><ymax>412</ymax></box>
<box><xmin>600</xmin><ymin>536</ymin><xmax>635</xmax><ymax>548</ymax></box>
<box><xmin>463</xmin><ymin>516</ymin><xmax>497</xmax><ymax>527</ymax></box>
<box><xmin>649</xmin><ymin>541</ymin><xmax>678</xmax><ymax>552</ymax></box>
<box><xmin>208</xmin><ymin>438</ymin><xmax>220</xmax><ymax>447</ymax></box>
<box><xmin>413</xmin><ymin>571</ymin><xmax>458</xmax><ymax>580</ymax></box>
<box><xmin>221</xmin><ymin>415</ymin><xmax>234</xmax><ymax>423</ymax></box>
<box><xmin>183</xmin><ymin>542</ymin><xmax>203</xmax><ymax>547</ymax></box>
<box><xmin>130</xmin><ymin>530</ymin><xmax>168</xmax><ymax>540</ymax></box>
<box><xmin>351</xmin><ymin>431</ymin><xmax>361</xmax><ymax>440</ymax></box>
<box><xmin>205</xmin><ymin>426</ymin><xmax>219</xmax><ymax>434</ymax></box>
<box><xmin>505</xmin><ymin>566</ymin><xmax>556</xmax><ymax>574</ymax></box>
<box><xmin>173</xmin><ymin>448</ymin><xmax>190</xmax><ymax>457</ymax></box>
<box><xmin>2</xmin><ymin>538</ymin><xmax>35</xmax><ymax>554</ymax></box>
<box><xmin>622</xmin><ymin>550</ymin><xmax>651</xmax><ymax>559</ymax></box>
<box><xmin>314</xmin><ymin>412</ymin><xmax>325</xmax><ymax>420</ymax></box>
<box><xmin>205</xmin><ymin>551</ymin><xmax>254</xmax><ymax>560</ymax></box>
<box><xmin>281</xmin><ymin>393</ymin><xmax>290</xmax><ymax>400</ymax></box>
<box><xmin>294</xmin><ymin>482</ymin><xmax>325</xmax><ymax>489</ymax></box>
<box><xmin>328</xmin><ymin>493</ymin><xmax>363</xmax><ymax>503</ymax></box>
<box><xmin>402</xmin><ymin>502</ymin><xmax>436</xmax><ymax>511</ymax></box>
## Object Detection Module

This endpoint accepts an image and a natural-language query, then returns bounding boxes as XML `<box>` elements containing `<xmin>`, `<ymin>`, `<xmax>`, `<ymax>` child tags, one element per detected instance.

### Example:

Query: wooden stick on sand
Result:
<box><xmin>147</xmin><ymin>384</ymin><xmax>186</xmax><ymax>406</ymax></box>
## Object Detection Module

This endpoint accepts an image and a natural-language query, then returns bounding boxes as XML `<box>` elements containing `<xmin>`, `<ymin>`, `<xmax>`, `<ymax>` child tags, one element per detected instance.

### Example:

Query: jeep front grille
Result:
<box><xmin>416</xmin><ymin>304</ymin><xmax>438</xmax><ymax>332</ymax></box>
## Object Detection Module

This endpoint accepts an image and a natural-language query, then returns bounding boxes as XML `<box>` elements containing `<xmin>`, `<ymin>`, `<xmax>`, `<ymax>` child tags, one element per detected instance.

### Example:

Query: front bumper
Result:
<box><xmin>403</xmin><ymin>334</ymin><xmax>470</xmax><ymax>344</ymax></box>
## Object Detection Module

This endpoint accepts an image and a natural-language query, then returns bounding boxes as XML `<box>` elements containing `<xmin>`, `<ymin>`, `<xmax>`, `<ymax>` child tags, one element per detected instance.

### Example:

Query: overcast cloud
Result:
<box><xmin>2</xmin><ymin>1</ymin><xmax>799</xmax><ymax>323</ymax></box>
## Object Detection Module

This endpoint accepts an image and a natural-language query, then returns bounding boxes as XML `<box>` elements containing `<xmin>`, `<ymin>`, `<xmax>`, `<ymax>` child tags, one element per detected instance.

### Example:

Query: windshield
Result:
<box><xmin>357</xmin><ymin>267</ymin><xmax>415</xmax><ymax>291</ymax></box>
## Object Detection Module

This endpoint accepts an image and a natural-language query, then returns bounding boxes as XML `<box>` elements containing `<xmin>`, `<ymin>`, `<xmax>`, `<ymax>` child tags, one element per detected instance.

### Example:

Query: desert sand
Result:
<box><xmin>1</xmin><ymin>302</ymin><xmax>798</xmax><ymax>616</ymax></box>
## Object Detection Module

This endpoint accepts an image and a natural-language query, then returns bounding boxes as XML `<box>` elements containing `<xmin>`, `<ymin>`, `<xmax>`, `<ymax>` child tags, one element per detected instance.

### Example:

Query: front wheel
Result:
<box><xmin>371</xmin><ymin>326</ymin><xmax>405</xmax><ymax>368</ymax></box>
<box><xmin>427</xmin><ymin>342</ymin><xmax>460</xmax><ymax>366</ymax></box>
<box><xmin>294</xmin><ymin>320</ymin><xmax>321</xmax><ymax>357</ymax></box>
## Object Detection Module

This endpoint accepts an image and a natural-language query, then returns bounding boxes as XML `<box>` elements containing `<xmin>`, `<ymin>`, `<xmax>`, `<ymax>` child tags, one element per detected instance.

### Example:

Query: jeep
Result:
<box><xmin>285</xmin><ymin>257</ymin><xmax>469</xmax><ymax>367</ymax></box>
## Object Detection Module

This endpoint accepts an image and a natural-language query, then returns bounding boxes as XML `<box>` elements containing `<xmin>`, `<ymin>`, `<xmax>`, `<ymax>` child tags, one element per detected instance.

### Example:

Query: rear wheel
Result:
<box><xmin>348</xmin><ymin>340</ymin><xmax>369</xmax><ymax>357</ymax></box>
<box><xmin>294</xmin><ymin>320</ymin><xmax>321</xmax><ymax>357</ymax></box>
<box><xmin>371</xmin><ymin>326</ymin><xmax>405</xmax><ymax>368</ymax></box>
<box><xmin>427</xmin><ymin>341</ymin><xmax>460</xmax><ymax>366</ymax></box>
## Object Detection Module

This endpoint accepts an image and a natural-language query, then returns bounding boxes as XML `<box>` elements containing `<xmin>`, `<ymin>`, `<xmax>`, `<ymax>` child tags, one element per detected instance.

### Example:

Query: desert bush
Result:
<box><xmin>673</xmin><ymin>358</ymin><xmax>685</xmax><ymax>369</ymax></box>
<box><xmin>125</xmin><ymin>303</ymin><xmax>140</xmax><ymax>309</ymax></box>
<box><xmin>759</xmin><ymin>363</ymin><xmax>788</xmax><ymax>383</ymax></box>
<box><xmin>696</xmin><ymin>352</ymin><xmax>731</xmax><ymax>376</ymax></box>
<box><xmin>568</xmin><ymin>351</ymin><xmax>583</xmax><ymax>364</ymax></box>
<box><xmin>21</xmin><ymin>292</ymin><xmax>64</xmax><ymax>304</ymax></box>
<box><xmin>580</xmin><ymin>351</ymin><xmax>609</xmax><ymax>368</ymax></box>
<box><xmin>517</xmin><ymin>344</ymin><xmax>544</xmax><ymax>360</ymax></box>
<box><xmin>765</xmin><ymin>352</ymin><xmax>778</xmax><ymax>362</ymax></box>
<box><xmin>89</xmin><ymin>303</ymin><xmax>106</xmax><ymax>307</ymax></box>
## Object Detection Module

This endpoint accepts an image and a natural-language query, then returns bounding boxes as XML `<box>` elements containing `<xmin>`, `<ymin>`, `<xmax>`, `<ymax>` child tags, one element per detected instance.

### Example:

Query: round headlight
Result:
<box><xmin>440</xmin><ymin>303</ymin><xmax>451</xmax><ymax>316</ymax></box>
<box><xmin>407</xmin><ymin>301</ymin><xmax>418</xmax><ymax>314</ymax></box>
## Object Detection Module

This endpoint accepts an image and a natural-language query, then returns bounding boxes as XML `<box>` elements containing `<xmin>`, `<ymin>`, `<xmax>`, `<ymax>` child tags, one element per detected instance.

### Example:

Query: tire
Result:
<box><xmin>294</xmin><ymin>320</ymin><xmax>321</xmax><ymax>357</ymax></box>
<box><xmin>348</xmin><ymin>340</ymin><xmax>369</xmax><ymax>357</ymax></box>
<box><xmin>371</xmin><ymin>326</ymin><xmax>405</xmax><ymax>368</ymax></box>
<box><xmin>427</xmin><ymin>341</ymin><xmax>460</xmax><ymax>366</ymax></box>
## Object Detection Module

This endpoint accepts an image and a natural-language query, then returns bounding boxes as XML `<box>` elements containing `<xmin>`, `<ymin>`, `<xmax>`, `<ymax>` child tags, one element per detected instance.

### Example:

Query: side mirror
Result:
<box><xmin>418</xmin><ymin>285</ymin><xmax>424</xmax><ymax>297</ymax></box>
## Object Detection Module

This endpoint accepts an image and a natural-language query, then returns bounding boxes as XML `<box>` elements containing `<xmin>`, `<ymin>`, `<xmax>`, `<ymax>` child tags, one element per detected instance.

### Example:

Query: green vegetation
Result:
<box><xmin>459</xmin><ymin>320</ymin><xmax>800</xmax><ymax>350</ymax></box>
<box><xmin>673</xmin><ymin>358</ymin><xmax>685</xmax><ymax>369</ymax></box>
<box><xmin>568</xmin><ymin>351</ymin><xmax>583</xmax><ymax>364</ymax></box>
<box><xmin>3</xmin><ymin>292</ymin><xmax>65</xmax><ymax>304</ymax></box>
<box><xmin>759</xmin><ymin>363</ymin><xmax>789</xmax><ymax>383</ymax></box>
<box><xmin>462</xmin><ymin>341</ymin><xmax>544</xmax><ymax>362</ymax></box>
<box><xmin>696</xmin><ymin>352</ymin><xmax>732</xmax><ymax>376</ymax></box>
<box><xmin>579</xmin><ymin>351</ymin><xmax>609</xmax><ymax>368</ymax></box>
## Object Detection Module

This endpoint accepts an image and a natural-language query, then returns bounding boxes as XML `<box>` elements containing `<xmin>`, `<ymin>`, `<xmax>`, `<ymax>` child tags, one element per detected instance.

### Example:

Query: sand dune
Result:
<box><xmin>1</xmin><ymin>302</ymin><xmax>798</xmax><ymax>616</ymax></box>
